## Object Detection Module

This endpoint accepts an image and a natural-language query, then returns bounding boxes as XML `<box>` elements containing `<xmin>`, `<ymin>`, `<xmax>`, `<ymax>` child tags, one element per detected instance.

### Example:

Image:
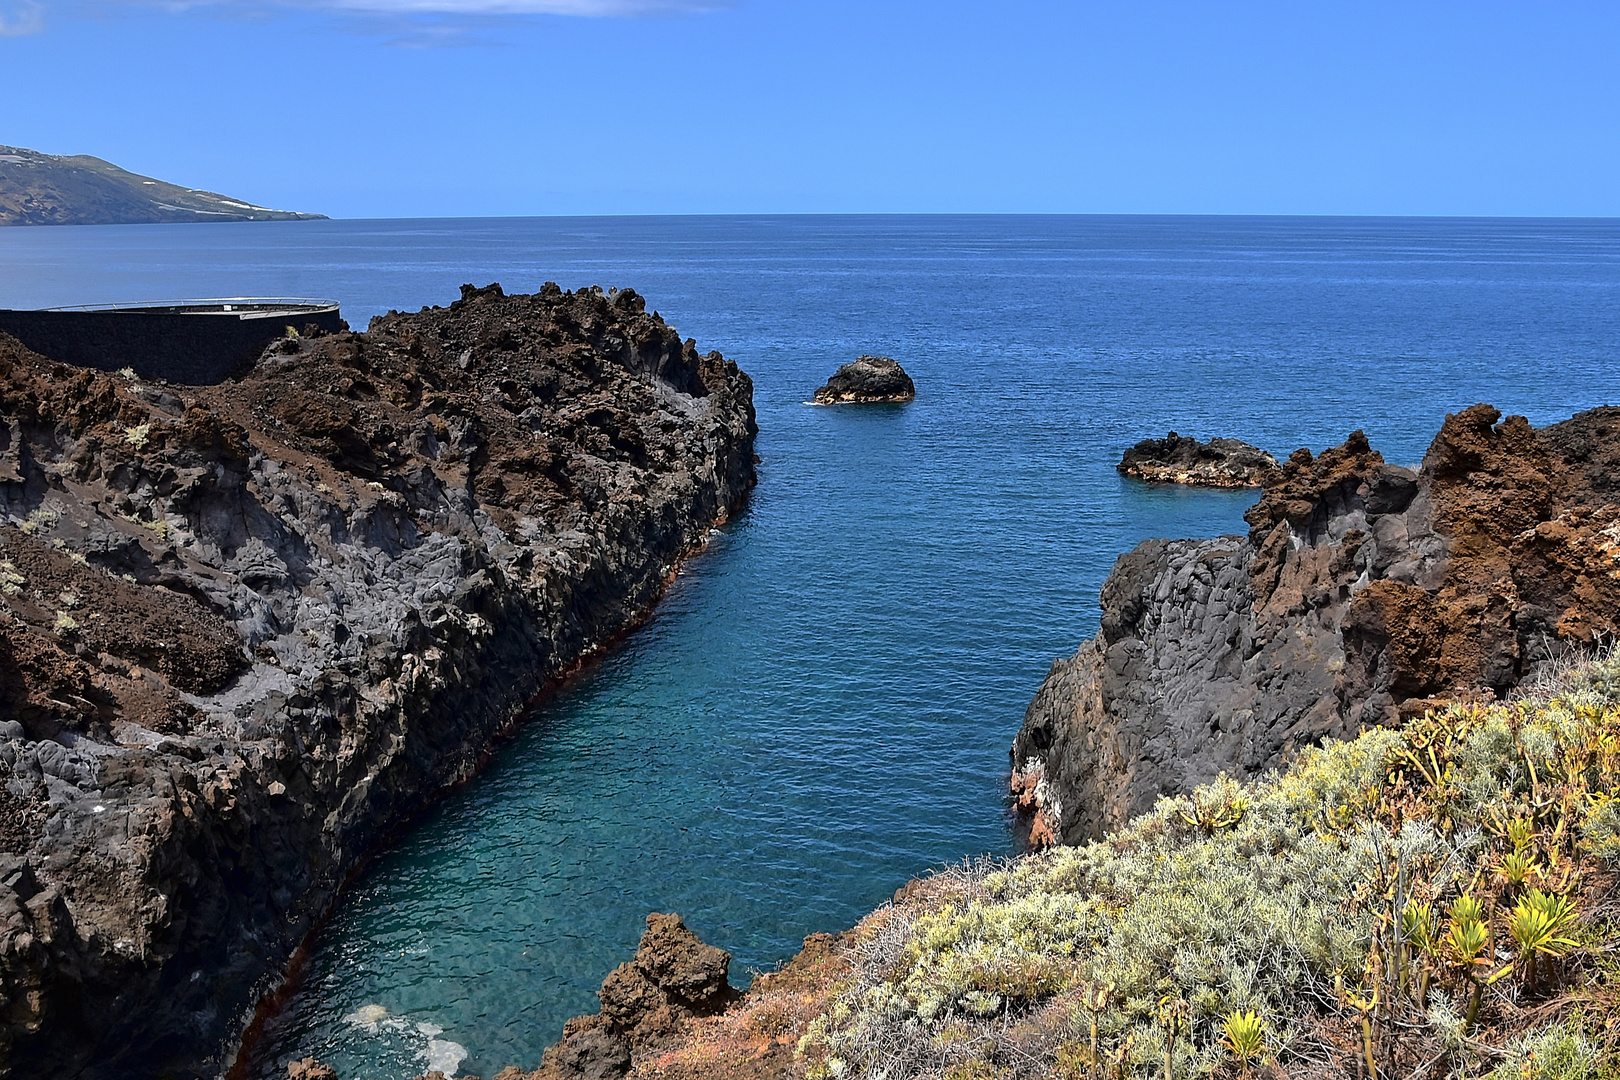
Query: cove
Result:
<box><xmin>7</xmin><ymin>215</ymin><xmax>1618</xmax><ymax>1079</ymax></box>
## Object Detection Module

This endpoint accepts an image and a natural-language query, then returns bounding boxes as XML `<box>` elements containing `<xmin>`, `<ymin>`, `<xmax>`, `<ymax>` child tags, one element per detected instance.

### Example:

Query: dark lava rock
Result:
<box><xmin>0</xmin><ymin>283</ymin><xmax>756</xmax><ymax>1078</ymax></box>
<box><xmin>1118</xmin><ymin>432</ymin><xmax>1282</xmax><ymax>487</ymax></box>
<box><xmin>1013</xmin><ymin>404</ymin><xmax>1620</xmax><ymax>843</ymax></box>
<box><xmin>812</xmin><ymin>355</ymin><xmax>915</xmax><ymax>404</ymax></box>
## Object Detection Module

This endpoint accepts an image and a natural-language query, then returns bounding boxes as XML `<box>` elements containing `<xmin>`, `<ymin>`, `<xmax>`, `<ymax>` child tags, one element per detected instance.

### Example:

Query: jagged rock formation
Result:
<box><xmin>483</xmin><ymin>913</ymin><xmax>737</xmax><ymax>1080</ymax></box>
<box><xmin>1117</xmin><ymin>432</ymin><xmax>1281</xmax><ymax>487</ymax></box>
<box><xmin>0</xmin><ymin>144</ymin><xmax>325</xmax><ymax>226</ymax></box>
<box><xmin>485</xmin><ymin>915</ymin><xmax>847</xmax><ymax>1080</ymax></box>
<box><xmin>811</xmin><ymin>356</ymin><xmax>914</xmax><ymax>405</ymax></box>
<box><xmin>0</xmin><ymin>282</ymin><xmax>756</xmax><ymax>1078</ymax></box>
<box><xmin>1013</xmin><ymin>404</ymin><xmax>1620</xmax><ymax>843</ymax></box>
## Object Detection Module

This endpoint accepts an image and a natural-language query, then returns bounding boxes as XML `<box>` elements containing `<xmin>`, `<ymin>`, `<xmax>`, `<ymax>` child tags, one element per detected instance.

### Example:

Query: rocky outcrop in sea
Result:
<box><xmin>1117</xmin><ymin>432</ymin><xmax>1281</xmax><ymax>487</ymax></box>
<box><xmin>493</xmin><ymin>914</ymin><xmax>845</xmax><ymax>1080</ymax></box>
<box><xmin>0</xmin><ymin>282</ymin><xmax>756</xmax><ymax>1078</ymax></box>
<box><xmin>811</xmin><ymin>356</ymin><xmax>914</xmax><ymax>405</ymax></box>
<box><xmin>502</xmin><ymin>912</ymin><xmax>738</xmax><ymax>1080</ymax></box>
<box><xmin>1013</xmin><ymin>404</ymin><xmax>1620</xmax><ymax>843</ymax></box>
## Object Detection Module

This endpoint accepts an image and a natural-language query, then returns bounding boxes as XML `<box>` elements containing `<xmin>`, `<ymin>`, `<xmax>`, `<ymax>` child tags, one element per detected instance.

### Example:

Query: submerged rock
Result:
<box><xmin>0</xmin><ymin>282</ymin><xmax>756</xmax><ymax>1077</ymax></box>
<box><xmin>812</xmin><ymin>355</ymin><xmax>915</xmax><ymax>404</ymax></box>
<box><xmin>1117</xmin><ymin>432</ymin><xmax>1282</xmax><ymax>487</ymax></box>
<box><xmin>1014</xmin><ymin>404</ymin><xmax>1620</xmax><ymax>844</ymax></box>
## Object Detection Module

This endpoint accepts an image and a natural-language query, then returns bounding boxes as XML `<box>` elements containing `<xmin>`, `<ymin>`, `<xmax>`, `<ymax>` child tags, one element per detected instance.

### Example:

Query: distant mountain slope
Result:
<box><xmin>0</xmin><ymin>144</ymin><xmax>326</xmax><ymax>226</ymax></box>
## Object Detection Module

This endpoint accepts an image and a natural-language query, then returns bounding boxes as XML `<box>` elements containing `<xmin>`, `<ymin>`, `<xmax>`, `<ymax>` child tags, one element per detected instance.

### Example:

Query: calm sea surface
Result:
<box><xmin>3</xmin><ymin>217</ymin><xmax>1618</xmax><ymax>1078</ymax></box>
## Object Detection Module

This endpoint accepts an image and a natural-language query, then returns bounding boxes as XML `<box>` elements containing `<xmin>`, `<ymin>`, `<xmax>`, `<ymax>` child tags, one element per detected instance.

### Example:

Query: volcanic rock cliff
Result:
<box><xmin>1012</xmin><ymin>404</ymin><xmax>1620</xmax><ymax>843</ymax></box>
<box><xmin>0</xmin><ymin>282</ymin><xmax>756</xmax><ymax>1078</ymax></box>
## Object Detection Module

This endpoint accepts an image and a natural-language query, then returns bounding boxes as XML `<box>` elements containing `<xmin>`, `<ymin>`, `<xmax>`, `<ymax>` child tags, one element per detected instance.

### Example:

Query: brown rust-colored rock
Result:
<box><xmin>497</xmin><ymin>919</ymin><xmax>850</xmax><ymax>1080</ymax></box>
<box><xmin>513</xmin><ymin>913</ymin><xmax>738</xmax><ymax>1080</ymax></box>
<box><xmin>0</xmin><ymin>283</ymin><xmax>757</xmax><ymax>1078</ymax></box>
<box><xmin>1014</xmin><ymin>404</ymin><xmax>1620</xmax><ymax>843</ymax></box>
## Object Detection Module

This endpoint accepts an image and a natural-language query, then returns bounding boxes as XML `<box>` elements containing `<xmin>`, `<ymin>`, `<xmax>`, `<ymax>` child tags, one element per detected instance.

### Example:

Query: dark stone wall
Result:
<box><xmin>0</xmin><ymin>306</ymin><xmax>343</xmax><ymax>385</ymax></box>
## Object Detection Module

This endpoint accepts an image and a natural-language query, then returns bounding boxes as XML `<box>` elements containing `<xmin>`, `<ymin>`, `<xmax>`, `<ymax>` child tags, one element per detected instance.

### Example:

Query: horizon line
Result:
<box><xmin>11</xmin><ymin>210</ymin><xmax>1620</xmax><ymax>228</ymax></box>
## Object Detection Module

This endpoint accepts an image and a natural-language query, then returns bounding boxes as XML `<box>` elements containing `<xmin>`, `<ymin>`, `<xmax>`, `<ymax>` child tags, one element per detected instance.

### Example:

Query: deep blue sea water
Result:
<box><xmin>3</xmin><ymin>216</ymin><xmax>1619</xmax><ymax>1078</ymax></box>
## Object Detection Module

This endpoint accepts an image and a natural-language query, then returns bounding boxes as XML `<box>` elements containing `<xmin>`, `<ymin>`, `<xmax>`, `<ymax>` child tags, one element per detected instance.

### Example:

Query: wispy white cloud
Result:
<box><xmin>85</xmin><ymin>0</ymin><xmax>713</xmax><ymax>14</ymax></box>
<box><xmin>8</xmin><ymin>0</ymin><xmax>715</xmax><ymax>37</ymax></box>
<box><xmin>328</xmin><ymin>0</ymin><xmax>712</xmax><ymax>12</ymax></box>
<box><xmin>0</xmin><ymin>0</ymin><xmax>45</xmax><ymax>34</ymax></box>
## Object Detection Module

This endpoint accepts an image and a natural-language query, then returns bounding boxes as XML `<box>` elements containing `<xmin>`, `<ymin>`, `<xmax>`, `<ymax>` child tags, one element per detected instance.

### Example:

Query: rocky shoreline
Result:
<box><xmin>1014</xmin><ymin>403</ymin><xmax>1620</xmax><ymax>843</ymax></box>
<box><xmin>0</xmin><ymin>283</ymin><xmax>756</xmax><ymax>1078</ymax></box>
<box><xmin>482</xmin><ymin>402</ymin><xmax>1620</xmax><ymax>1080</ymax></box>
<box><xmin>263</xmin><ymin>402</ymin><xmax>1620</xmax><ymax>1080</ymax></box>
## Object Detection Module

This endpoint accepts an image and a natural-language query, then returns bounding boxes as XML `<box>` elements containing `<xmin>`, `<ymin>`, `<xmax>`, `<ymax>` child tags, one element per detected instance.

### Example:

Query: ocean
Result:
<box><xmin>3</xmin><ymin>215</ymin><xmax>1617</xmax><ymax>1078</ymax></box>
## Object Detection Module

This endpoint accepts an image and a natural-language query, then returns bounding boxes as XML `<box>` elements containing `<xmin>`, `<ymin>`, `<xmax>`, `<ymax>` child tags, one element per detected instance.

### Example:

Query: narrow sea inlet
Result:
<box><xmin>5</xmin><ymin>215</ymin><xmax>1618</xmax><ymax>1078</ymax></box>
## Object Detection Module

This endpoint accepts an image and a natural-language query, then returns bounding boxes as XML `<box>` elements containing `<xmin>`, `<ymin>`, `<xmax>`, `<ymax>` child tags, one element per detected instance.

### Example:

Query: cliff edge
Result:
<box><xmin>0</xmin><ymin>282</ymin><xmax>755</xmax><ymax>1077</ymax></box>
<box><xmin>1013</xmin><ymin>404</ymin><xmax>1620</xmax><ymax>842</ymax></box>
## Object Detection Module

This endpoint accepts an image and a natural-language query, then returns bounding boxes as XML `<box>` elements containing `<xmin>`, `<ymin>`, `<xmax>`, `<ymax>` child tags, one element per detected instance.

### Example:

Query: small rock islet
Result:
<box><xmin>811</xmin><ymin>356</ymin><xmax>915</xmax><ymax>404</ymax></box>
<box><xmin>1116</xmin><ymin>431</ymin><xmax>1282</xmax><ymax>487</ymax></box>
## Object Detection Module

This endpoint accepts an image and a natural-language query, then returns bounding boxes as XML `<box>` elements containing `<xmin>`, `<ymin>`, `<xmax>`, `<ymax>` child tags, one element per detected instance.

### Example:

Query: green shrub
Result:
<box><xmin>800</xmin><ymin>652</ymin><xmax>1620</xmax><ymax>1079</ymax></box>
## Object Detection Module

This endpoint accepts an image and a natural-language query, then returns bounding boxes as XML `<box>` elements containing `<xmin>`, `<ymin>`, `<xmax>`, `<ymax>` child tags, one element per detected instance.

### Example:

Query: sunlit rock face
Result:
<box><xmin>0</xmin><ymin>282</ymin><xmax>756</xmax><ymax>1078</ymax></box>
<box><xmin>1014</xmin><ymin>404</ymin><xmax>1620</xmax><ymax>843</ymax></box>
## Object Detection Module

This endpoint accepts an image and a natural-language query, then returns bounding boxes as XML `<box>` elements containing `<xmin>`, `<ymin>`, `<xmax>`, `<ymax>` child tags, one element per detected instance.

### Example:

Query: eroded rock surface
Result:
<box><xmin>811</xmin><ymin>356</ymin><xmax>914</xmax><ymax>405</ymax></box>
<box><xmin>1117</xmin><ymin>432</ymin><xmax>1282</xmax><ymax>488</ymax></box>
<box><xmin>0</xmin><ymin>282</ymin><xmax>756</xmax><ymax>1078</ymax></box>
<box><xmin>489</xmin><ymin>913</ymin><xmax>737</xmax><ymax>1080</ymax></box>
<box><xmin>1014</xmin><ymin>404</ymin><xmax>1620</xmax><ymax>842</ymax></box>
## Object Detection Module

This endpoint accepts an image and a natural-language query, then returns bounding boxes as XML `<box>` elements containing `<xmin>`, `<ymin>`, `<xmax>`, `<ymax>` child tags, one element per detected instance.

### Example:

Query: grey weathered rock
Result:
<box><xmin>0</xmin><ymin>283</ymin><xmax>756</xmax><ymax>1077</ymax></box>
<box><xmin>812</xmin><ymin>356</ymin><xmax>915</xmax><ymax>404</ymax></box>
<box><xmin>1013</xmin><ymin>406</ymin><xmax>1620</xmax><ymax>843</ymax></box>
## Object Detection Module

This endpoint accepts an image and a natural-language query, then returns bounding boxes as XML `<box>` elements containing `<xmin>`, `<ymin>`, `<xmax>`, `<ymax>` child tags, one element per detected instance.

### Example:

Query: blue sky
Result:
<box><xmin>3</xmin><ymin>1</ymin><xmax>1618</xmax><ymax>218</ymax></box>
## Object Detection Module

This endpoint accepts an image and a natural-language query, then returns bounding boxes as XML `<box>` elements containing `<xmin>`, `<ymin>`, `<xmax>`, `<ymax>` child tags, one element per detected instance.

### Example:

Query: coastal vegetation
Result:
<box><xmin>675</xmin><ymin>653</ymin><xmax>1620</xmax><ymax>1080</ymax></box>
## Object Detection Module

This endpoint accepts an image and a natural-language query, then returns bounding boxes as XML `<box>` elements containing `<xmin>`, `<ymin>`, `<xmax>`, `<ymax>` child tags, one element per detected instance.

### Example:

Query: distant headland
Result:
<box><xmin>0</xmin><ymin>144</ymin><xmax>326</xmax><ymax>226</ymax></box>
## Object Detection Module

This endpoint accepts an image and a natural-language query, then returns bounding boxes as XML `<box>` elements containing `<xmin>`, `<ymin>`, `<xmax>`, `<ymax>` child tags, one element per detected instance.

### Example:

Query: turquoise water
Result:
<box><xmin>4</xmin><ymin>217</ymin><xmax>1619</xmax><ymax>1078</ymax></box>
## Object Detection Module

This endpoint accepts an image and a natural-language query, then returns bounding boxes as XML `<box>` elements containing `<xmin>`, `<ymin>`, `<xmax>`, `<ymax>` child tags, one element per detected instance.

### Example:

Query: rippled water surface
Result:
<box><xmin>4</xmin><ymin>216</ymin><xmax>1619</xmax><ymax>1078</ymax></box>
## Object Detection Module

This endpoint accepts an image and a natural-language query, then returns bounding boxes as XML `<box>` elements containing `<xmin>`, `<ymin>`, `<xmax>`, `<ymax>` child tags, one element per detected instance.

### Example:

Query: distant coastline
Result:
<box><xmin>0</xmin><ymin>144</ymin><xmax>325</xmax><ymax>227</ymax></box>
